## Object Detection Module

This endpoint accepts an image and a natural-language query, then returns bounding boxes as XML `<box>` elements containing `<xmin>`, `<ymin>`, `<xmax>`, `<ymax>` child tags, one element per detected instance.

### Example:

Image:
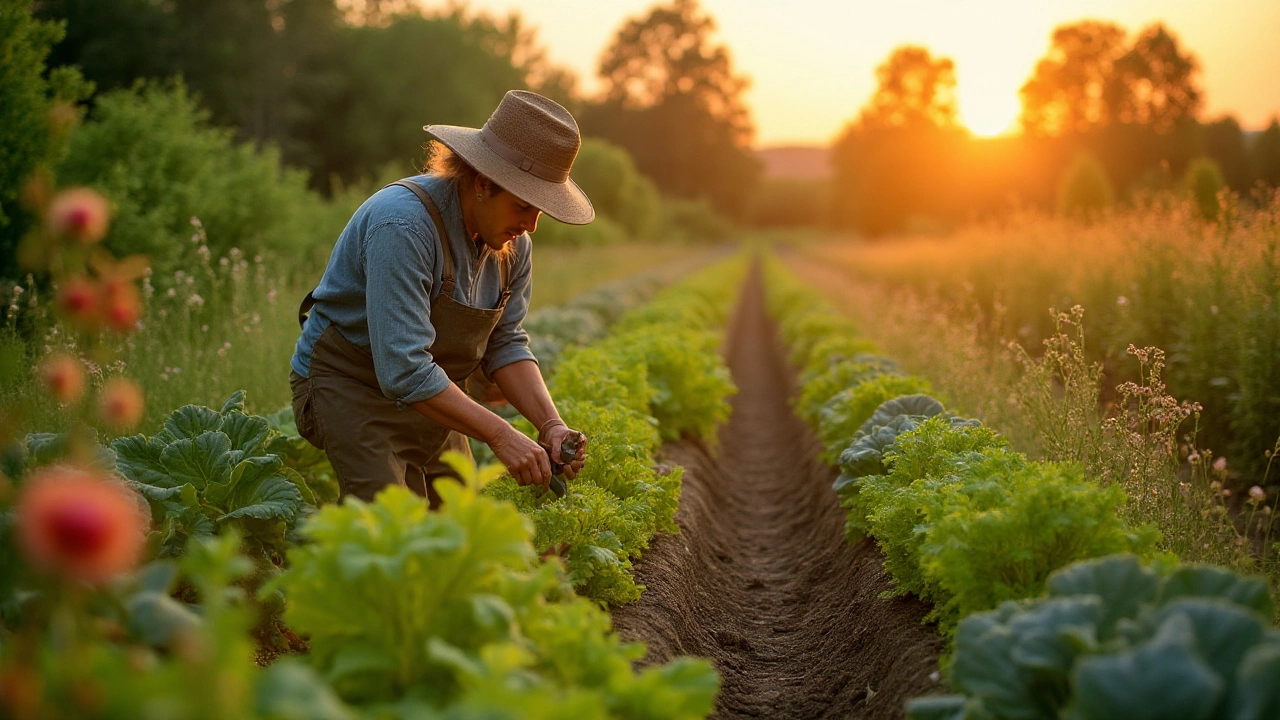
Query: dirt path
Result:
<box><xmin>611</xmin><ymin>266</ymin><xmax>942</xmax><ymax>719</ymax></box>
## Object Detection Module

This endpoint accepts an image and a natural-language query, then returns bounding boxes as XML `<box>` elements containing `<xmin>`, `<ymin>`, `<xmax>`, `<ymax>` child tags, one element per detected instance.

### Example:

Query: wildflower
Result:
<box><xmin>47</xmin><ymin>188</ymin><xmax>110</xmax><ymax>244</ymax></box>
<box><xmin>40</xmin><ymin>354</ymin><xmax>85</xmax><ymax>403</ymax></box>
<box><xmin>186</xmin><ymin>293</ymin><xmax>204</xmax><ymax>308</ymax></box>
<box><xmin>57</xmin><ymin>275</ymin><xmax>100</xmax><ymax>326</ymax></box>
<box><xmin>99</xmin><ymin>378</ymin><xmax>145</xmax><ymax>429</ymax></box>
<box><xmin>101</xmin><ymin>279</ymin><xmax>142</xmax><ymax>333</ymax></box>
<box><xmin>15</xmin><ymin>466</ymin><xmax>147</xmax><ymax>584</ymax></box>
<box><xmin>1188</xmin><ymin>452</ymin><xmax>1201</xmax><ymax>464</ymax></box>
<box><xmin>1213</xmin><ymin>457</ymin><xmax>1227</xmax><ymax>472</ymax></box>
<box><xmin>1249</xmin><ymin>486</ymin><xmax>1266</xmax><ymax>503</ymax></box>
<box><xmin>1116</xmin><ymin>296</ymin><xmax>1129</xmax><ymax>307</ymax></box>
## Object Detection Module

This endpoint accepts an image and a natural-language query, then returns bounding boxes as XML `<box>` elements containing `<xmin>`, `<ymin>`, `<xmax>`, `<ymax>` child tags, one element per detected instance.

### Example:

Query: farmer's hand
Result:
<box><xmin>543</xmin><ymin>425</ymin><xmax>588</xmax><ymax>481</ymax></box>
<box><xmin>489</xmin><ymin>425</ymin><xmax>551</xmax><ymax>488</ymax></box>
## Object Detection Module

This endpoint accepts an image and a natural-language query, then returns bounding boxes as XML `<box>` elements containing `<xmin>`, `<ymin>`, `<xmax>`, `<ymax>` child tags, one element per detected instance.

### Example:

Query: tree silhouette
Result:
<box><xmin>582</xmin><ymin>0</ymin><xmax>757</xmax><ymax>217</ymax></box>
<box><xmin>831</xmin><ymin>46</ymin><xmax>964</xmax><ymax>234</ymax></box>
<box><xmin>1020</xmin><ymin>21</ymin><xmax>1201</xmax><ymax>136</ymax></box>
<box><xmin>1254</xmin><ymin>119</ymin><xmax>1280</xmax><ymax>188</ymax></box>
<box><xmin>859</xmin><ymin>46</ymin><xmax>958</xmax><ymax>131</ymax></box>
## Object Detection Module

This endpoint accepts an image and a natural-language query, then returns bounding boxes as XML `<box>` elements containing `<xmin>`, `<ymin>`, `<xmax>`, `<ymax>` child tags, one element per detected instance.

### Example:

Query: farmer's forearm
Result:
<box><xmin>491</xmin><ymin>360</ymin><xmax>562</xmax><ymax>437</ymax></box>
<box><xmin>411</xmin><ymin>384</ymin><xmax>510</xmax><ymax>444</ymax></box>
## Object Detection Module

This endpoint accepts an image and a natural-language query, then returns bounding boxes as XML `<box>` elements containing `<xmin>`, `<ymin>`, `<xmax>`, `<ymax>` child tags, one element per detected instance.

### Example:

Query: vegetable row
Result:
<box><xmin>761</xmin><ymin>255</ymin><xmax>1280</xmax><ymax>720</ymax></box>
<box><xmin>0</xmin><ymin>258</ymin><xmax>744</xmax><ymax>719</ymax></box>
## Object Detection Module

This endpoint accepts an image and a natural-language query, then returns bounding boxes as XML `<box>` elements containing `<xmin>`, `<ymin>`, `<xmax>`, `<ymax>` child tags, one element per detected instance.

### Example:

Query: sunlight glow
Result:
<box><xmin>959</xmin><ymin>89</ymin><xmax>1021</xmax><ymax>137</ymax></box>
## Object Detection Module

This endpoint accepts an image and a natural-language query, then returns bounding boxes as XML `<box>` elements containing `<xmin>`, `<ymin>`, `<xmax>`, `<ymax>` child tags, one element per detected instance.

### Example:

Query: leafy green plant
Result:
<box><xmin>908</xmin><ymin>554</ymin><xmax>1280</xmax><ymax>720</ymax></box>
<box><xmin>111</xmin><ymin>391</ymin><xmax>315</xmax><ymax>559</ymax></box>
<box><xmin>271</xmin><ymin>454</ymin><xmax>718</xmax><ymax>718</ymax></box>
<box><xmin>795</xmin><ymin>354</ymin><xmax>899</xmax><ymax>424</ymax></box>
<box><xmin>817</xmin><ymin>374</ymin><xmax>933</xmax><ymax>459</ymax></box>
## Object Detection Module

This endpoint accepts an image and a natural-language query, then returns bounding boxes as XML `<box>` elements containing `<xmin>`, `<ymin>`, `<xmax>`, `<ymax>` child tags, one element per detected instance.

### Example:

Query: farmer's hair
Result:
<box><xmin>422</xmin><ymin>141</ymin><xmax>505</xmax><ymax>198</ymax></box>
<box><xmin>421</xmin><ymin>140</ymin><xmax>517</xmax><ymax>261</ymax></box>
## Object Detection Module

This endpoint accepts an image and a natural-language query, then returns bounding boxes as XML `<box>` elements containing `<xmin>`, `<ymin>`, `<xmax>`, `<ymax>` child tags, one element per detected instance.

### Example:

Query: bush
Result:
<box><xmin>531</xmin><ymin>213</ymin><xmax>626</xmax><ymax>248</ymax></box>
<box><xmin>572</xmin><ymin>137</ymin><xmax>660</xmax><ymax>238</ymax></box>
<box><xmin>1057</xmin><ymin>152</ymin><xmax>1114</xmax><ymax>218</ymax></box>
<box><xmin>660</xmin><ymin>197</ymin><xmax>734</xmax><ymax>244</ymax></box>
<box><xmin>0</xmin><ymin>2</ymin><xmax>92</xmax><ymax>278</ymax></box>
<box><xmin>57</xmin><ymin>82</ymin><xmax>341</xmax><ymax>277</ymax></box>
<box><xmin>1183</xmin><ymin>155</ymin><xmax>1226</xmax><ymax>221</ymax></box>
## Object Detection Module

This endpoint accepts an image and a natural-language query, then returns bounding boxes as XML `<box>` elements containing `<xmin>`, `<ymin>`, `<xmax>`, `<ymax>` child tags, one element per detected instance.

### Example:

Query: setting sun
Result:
<box><xmin>959</xmin><ymin>87</ymin><xmax>1021</xmax><ymax>137</ymax></box>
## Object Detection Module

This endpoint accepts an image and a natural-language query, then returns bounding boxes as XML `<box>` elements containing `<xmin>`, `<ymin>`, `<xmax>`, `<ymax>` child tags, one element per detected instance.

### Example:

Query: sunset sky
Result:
<box><xmin>447</xmin><ymin>0</ymin><xmax>1280</xmax><ymax>147</ymax></box>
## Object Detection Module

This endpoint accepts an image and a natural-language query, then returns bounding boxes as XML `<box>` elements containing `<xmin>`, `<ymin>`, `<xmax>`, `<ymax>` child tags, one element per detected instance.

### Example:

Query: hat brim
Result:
<box><xmin>424</xmin><ymin>124</ymin><xmax>595</xmax><ymax>225</ymax></box>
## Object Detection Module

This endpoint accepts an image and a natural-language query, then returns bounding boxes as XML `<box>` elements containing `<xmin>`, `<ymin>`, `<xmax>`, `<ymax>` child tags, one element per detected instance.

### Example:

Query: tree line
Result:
<box><xmin>827</xmin><ymin>21</ymin><xmax>1280</xmax><ymax>235</ymax></box>
<box><xmin>2</xmin><ymin>0</ymin><xmax>757</xmax><ymax>280</ymax></box>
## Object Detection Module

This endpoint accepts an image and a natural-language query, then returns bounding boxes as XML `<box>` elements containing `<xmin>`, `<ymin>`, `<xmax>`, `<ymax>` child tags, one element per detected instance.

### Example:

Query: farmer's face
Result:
<box><xmin>475</xmin><ymin>179</ymin><xmax>541</xmax><ymax>251</ymax></box>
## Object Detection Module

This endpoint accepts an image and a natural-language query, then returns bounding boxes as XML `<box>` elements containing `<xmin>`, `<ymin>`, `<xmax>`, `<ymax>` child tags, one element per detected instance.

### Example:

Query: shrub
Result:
<box><xmin>1183</xmin><ymin>155</ymin><xmax>1226</xmax><ymax>221</ymax></box>
<box><xmin>572</xmin><ymin>137</ymin><xmax>660</xmax><ymax>239</ymax></box>
<box><xmin>1057</xmin><ymin>152</ymin><xmax>1114</xmax><ymax>218</ymax></box>
<box><xmin>57</xmin><ymin>82</ymin><xmax>340</xmax><ymax>277</ymax></box>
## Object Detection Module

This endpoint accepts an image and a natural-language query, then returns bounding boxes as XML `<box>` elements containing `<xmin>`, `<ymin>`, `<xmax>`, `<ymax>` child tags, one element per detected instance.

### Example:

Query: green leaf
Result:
<box><xmin>220</xmin><ymin>475</ymin><xmax>302</xmax><ymax>524</ymax></box>
<box><xmin>255</xmin><ymin>660</ymin><xmax>354</xmax><ymax>720</ymax></box>
<box><xmin>113</xmin><ymin>435</ymin><xmax>175</xmax><ymax>487</ymax></box>
<box><xmin>1160</xmin><ymin>565</ymin><xmax>1276</xmax><ymax>621</ymax></box>
<box><xmin>951</xmin><ymin>623</ymin><xmax>1046</xmax><ymax>719</ymax></box>
<box><xmin>25</xmin><ymin>432</ymin><xmax>68</xmax><ymax>466</ymax></box>
<box><xmin>1142</xmin><ymin>599</ymin><xmax>1269</xmax><ymax>683</ymax></box>
<box><xmin>1228</xmin><ymin>643</ymin><xmax>1280</xmax><ymax>720</ymax></box>
<box><xmin>125</xmin><ymin>590</ymin><xmax>202</xmax><ymax>647</ymax></box>
<box><xmin>1008</xmin><ymin>597</ymin><xmax>1102</xmax><ymax>678</ymax></box>
<box><xmin>1068</xmin><ymin>613</ymin><xmax>1221</xmax><ymax>720</ymax></box>
<box><xmin>220</xmin><ymin>412</ymin><xmax>274</xmax><ymax>456</ymax></box>
<box><xmin>161</xmin><ymin>404</ymin><xmax>224</xmax><ymax>442</ymax></box>
<box><xmin>278</xmin><ymin>466</ymin><xmax>317</xmax><ymax>507</ymax></box>
<box><xmin>221</xmin><ymin>455</ymin><xmax>286</xmax><ymax>509</ymax></box>
<box><xmin>906</xmin><ymin>696</ymin><xmax>980</xmax><ymax>720</ymax></box>
<box><xmin>220</xmin><ymin>390</ymin><xmax>246</xmax><ymax>415</ymax></box>
<box><xmin>160</xmin><ymin>431</ymin><xmax>233</xmax><ymax>491</ymax></box>
<box><xmin>1048</xmin><ymin>555</ymin><xmax>1159</xmax><ymax>637</ymax></box>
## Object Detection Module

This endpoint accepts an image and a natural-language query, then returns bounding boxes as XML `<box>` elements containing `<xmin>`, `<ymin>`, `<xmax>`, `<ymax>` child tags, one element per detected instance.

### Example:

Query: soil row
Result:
<box><xmin>612</xmin><ymin>266</ymin><xmax>942</xmax><ymax>719</ymax></box>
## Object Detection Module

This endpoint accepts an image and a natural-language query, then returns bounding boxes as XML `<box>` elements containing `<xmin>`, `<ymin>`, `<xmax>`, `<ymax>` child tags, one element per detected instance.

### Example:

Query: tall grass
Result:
<box><xmin>802</xmin><ymin>191</ymin><xmax>1280</xmax><ymax>486</ymax></box>
<box><xmin>786</xmin><ymin>247</ymin><xmax>1279</xmax><ymax>597</ymax></box>
<box><xmin>1</xmin><ymin>235</ymin><xmax>702</xmax><ymax>438</ymax></box>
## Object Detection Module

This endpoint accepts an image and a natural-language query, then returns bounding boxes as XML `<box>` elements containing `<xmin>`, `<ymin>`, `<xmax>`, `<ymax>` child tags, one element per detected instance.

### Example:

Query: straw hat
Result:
<box><xmin>424</xmin><ymin>91</ymin><xmax>595</xmax><ymax>225</ymax></box>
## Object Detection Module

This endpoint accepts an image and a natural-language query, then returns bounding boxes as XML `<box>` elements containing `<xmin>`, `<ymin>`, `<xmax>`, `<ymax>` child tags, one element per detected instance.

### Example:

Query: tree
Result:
<box><xmin>582</xmin><ymin>0</ymin><xmax>758</xmax><ymax>218</ymax></box>
<box><xmin>1111</xmin><ymin>23</ymin><xmax>1201</xmax><ymax>132</ymax></box>
<box><xmin>831</xmin><ymin>46</ymin><xmax>964</xmax><ymax>234</ymax></box>
<box><xmin>859</xmin><ymin>46</ymin><xmax>958</xmax><ymax>130</ymax></box>
<box><xmin>1201</xmin><ymin>116</ymin><xmax>1254</xmax><ymax>191</ymax></box>
<box><xmin>1020</xmin><ymin>21</ymin><xmax>1128</xmax><ymax>136</ymax></box>
<box><xmin>1255</xmin><ymin>118</ymin><xmax>1280</xmax><ymax>188</ymax></box>
<box><xmin>0</xmin><ymin>0</ymin><xmax>92</xmax><ymax>279</ymax></box>
<box><xmin>1019</xmin><ymin>21</ymin><xmax>1200</xmax><ymax>137</ymax></box>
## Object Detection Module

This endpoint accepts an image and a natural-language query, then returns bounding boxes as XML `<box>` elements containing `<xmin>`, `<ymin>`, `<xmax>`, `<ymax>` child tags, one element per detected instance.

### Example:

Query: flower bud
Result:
<box><xmin>47</xmin><ymin>188</ymin><xmax>110</xmax><ymax>244</ymax></box>
<box><xmin>99</xmin><ymin>378</ymin><xmax>145</xmax><ymax>430</ymax></box>
<box><xmin>40</xmin><ymin>353</ymin><xmax>85</xmax><ymax>403</ymax></box>
<box><xmin>15</xmin><ymin>466</ymin><xmax>147</xmax><ymax>585</ymax></box>
<box><xmin>101</xmin><ymin>279</ymin><xmax>142</xmax><ymax>333</ymax></box>
<box><xmin>57</xmin><ymin>275</ymin><xmax>101</xmax><ymax>326</ymax></box>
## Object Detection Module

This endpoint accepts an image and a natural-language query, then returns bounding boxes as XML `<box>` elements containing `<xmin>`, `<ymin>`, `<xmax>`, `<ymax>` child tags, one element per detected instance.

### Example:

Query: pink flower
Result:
<box><xmin>15</xmin><ymin>467</ymin><xmax>147</xmax><ymax>584</ymax></box>
<box><xmin>1212</xmin><ymin>457</ymin><xmax>1228</xmax><ymax>472</ymax></box>
<box><xmin>1249</xmin><ymin>486</ymin><xmax>1266</xmax><ymax>503</ymax></box>
<box><xmin>57</xmin><ymin>275</ymin><xmax>100</xmax><ymax>327</ymax></box>
<box><xmin>47</xmin><ymin>188</ymin><xmax>110</xmax><ymax>244</ymax></box>
<box><xmin>100</xmin><ymin>278</ymin><xmax>141</xmax><ymax>334</ymax></box>
<box><xmin>99</xmin><ymin>378</ymin><xmax>145</xmax><ymax>429</ymax></box>
<box><xmin>40</xmin><ymin>354</ymin><xmax>85</xmax><ymax>403</ymax></box>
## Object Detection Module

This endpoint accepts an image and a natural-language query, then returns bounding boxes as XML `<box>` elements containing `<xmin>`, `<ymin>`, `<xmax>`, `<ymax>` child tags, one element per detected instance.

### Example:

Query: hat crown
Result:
<box><xmin>485</xmin><ymin>91</ymin><xmax>580</xmax><ymax>177</ymax></box>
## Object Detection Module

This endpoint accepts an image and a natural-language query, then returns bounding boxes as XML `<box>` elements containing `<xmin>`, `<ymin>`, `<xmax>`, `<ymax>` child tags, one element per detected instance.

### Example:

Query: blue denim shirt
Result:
<box><xmin>290</xmin><ymin>174</ymin><xmax>535</xmax><ymax>404</ymax></box>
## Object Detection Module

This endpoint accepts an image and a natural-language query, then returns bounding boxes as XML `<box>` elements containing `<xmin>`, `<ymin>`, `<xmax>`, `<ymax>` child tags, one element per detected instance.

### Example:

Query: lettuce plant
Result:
<box><xmin>817</xmin><ymin>374</ymin><xmax>933</xmax><ymax>460</ymax></box>
<box><xmin>272</xmin><ymin>454</ymin><xmax>718</xmax><ymax>718</ymax></box>
<box><xmin>111</xmin><ymin>392</ymin><xmax>315</xmax><ymax>559</ymax></box>
<box><xmin>907</xmin><ymin>554</ymin><xmax>1280</xmax><ymax>720</ymax></box>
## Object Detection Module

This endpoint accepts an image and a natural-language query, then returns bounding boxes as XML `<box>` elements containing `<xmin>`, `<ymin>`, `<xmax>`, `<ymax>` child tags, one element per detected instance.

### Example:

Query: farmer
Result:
<box><xmin>289</xmin><ymin>90</ymin><xmax>591</xmax><ymax>504</ymax></box>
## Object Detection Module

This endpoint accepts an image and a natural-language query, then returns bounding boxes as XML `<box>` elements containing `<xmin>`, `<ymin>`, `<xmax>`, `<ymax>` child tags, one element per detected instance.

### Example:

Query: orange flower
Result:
<box><xmin>100</xmin><ymin>278</ymin><xmax>141</xmax><ymax>333</ymax></box>
<box><xmin>99</xmin><ymin>378</ymin><xmax>145</xmax><ymax>429</ymax></box>
<box><xmin>47</xmin><ymin>188</ymin><xmax>110</xmax><ymax>244</ymax></box>
<box><xmin>15</xmin><ymin>466</ymin><xmax>147</xmax><ymax>585</ymax></box>
<box><xmin>56</xmin><ymin>275</ymin><xmax>101</xmax><ymax>327</ymax></box>
<box><xmin>40</xmin><ymin>354</ymin><xmax>85</xmax><ymax>403</ymax></box>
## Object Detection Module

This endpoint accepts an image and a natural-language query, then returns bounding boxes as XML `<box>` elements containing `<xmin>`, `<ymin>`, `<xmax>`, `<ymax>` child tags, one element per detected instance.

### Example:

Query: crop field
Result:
<box><xmin>6</xmin><ymin>1</ymin><xmax>1280</xmax><ymax>718</ymax></box>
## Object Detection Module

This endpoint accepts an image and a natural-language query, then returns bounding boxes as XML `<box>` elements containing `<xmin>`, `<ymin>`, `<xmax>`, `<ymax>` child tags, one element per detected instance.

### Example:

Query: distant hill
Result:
<box><xmin>756</xmin><ymin>145</ymin><xmax>832</xmax><ymax>181</ymax></box>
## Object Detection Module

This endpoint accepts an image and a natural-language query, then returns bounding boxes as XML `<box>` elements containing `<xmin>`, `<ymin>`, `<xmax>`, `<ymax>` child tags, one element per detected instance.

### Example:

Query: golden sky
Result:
<box><xmin>445</xmin><ymin>0</ymin><xmax>1280</xmax><ymax>147</ymax></box>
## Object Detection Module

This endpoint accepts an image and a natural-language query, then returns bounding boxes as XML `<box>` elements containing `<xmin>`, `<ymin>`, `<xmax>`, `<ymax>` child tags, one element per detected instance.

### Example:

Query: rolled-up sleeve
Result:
<box><xmin>364</xmin><ymin>219</ymin><xmax>452</xmax><ymax>403</ymax></box>
<box><xmin>481</xmin><ymin>243</ymin><xmax>537</xmax><ymax>378</ymax></box>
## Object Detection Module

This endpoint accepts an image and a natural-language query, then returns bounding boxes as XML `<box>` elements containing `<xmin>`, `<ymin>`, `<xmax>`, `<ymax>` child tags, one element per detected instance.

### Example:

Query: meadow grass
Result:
<box><xmin>800</xmin><ymin>191</ymin><xmax>1280</xmax><ymax>486</ymax></box>
<box><xmin>1</xmin><ymin>238</ymin><xmax>696</xmax><ymax>438</ymax></box>
<box><xmin>786</xmin><ymin>247</ymin><xmax>1280</xmax><ymax>602</ymax></box>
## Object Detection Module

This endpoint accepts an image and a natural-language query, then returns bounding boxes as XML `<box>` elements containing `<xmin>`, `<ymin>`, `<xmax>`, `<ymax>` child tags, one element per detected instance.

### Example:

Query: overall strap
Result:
<box><xmin>389</xmin><ymin>179</ymin><xmax>455</xmax><ymax>293</ymax></box>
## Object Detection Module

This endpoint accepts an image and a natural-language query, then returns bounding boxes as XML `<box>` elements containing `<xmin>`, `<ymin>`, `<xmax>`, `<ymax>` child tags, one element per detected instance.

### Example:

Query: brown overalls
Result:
<box><xmin>290</xmin><ymin>180</ymin><xmax>512</xmax><ymax>505</ymax></box>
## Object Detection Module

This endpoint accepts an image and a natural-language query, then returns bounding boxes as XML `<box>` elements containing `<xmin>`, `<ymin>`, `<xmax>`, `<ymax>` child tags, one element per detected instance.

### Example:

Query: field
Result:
<box><xmin>7</xmin><ymin>194</ymin><xmax>1279</xmax><ymax>719</ymax></box>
